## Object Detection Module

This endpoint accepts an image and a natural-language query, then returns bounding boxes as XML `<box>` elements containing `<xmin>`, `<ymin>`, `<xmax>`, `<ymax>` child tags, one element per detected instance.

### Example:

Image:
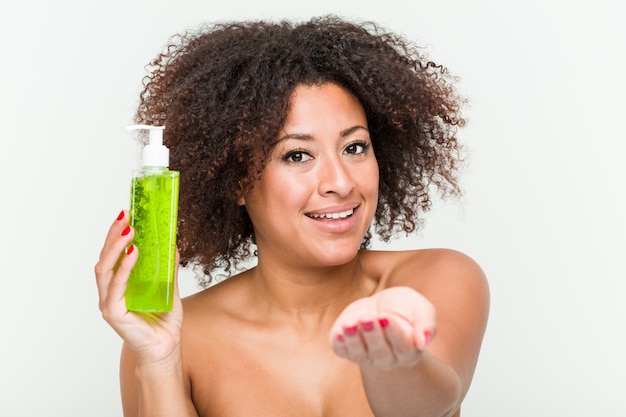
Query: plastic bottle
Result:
<box><xmin>125</xmin><ymin>124</ymin><xmax>180</xmax><ymax>312</ymax></box>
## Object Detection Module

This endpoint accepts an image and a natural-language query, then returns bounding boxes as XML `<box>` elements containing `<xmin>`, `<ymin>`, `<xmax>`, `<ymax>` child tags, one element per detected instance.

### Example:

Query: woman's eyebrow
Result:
<box><xmin>276</xmin><ymin>133</ymin><xmax>313</xmax><ymax>142</ymax></box>
<box><xmin>340</xmin><ymin>125</ymin><xmax>369</xmax><ymax>136</ymax></box>
<box><xmin>277</xmin><ymin>125</ymin><xmax>369</xmax><ymax>143</ymax></box>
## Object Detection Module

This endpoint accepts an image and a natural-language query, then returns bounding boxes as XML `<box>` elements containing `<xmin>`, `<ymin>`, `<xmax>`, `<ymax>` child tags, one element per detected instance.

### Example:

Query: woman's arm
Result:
<box><xmin>360</xmin><ymin>352</ymin><xmax>462</xmax><ymax>417</ymax></box>
<box><xmin>120</xmin><ymin>343</ymin><xmax>198</xmax><ymax>417</ymax></box>
<box><xmin>330</xmin><ymin>249</ymin><xmax>490</xmax><ymax>417</ymax></box>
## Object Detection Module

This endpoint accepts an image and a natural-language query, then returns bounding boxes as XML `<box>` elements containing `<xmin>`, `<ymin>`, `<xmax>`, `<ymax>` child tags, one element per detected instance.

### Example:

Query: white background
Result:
<box><xmin>1</xmin><ymin>1</ymin><xmax>624</xmax><ymax>416</ymax></box>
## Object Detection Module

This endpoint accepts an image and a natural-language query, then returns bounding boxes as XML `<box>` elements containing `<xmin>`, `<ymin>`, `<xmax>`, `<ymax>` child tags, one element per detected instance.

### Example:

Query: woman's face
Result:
<box><xmin>241</xmin><ymin>83</ymin><xmax>379</xmax><ymax>268</ymax></box>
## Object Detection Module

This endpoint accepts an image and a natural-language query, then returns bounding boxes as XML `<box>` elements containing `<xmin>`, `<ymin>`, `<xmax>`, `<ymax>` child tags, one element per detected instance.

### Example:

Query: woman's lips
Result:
<box><xmin>305</xmin><ymin>206</ymin><xmax>360</xmax><ymax>233</ymax></box>
<box><xmin>305</xmin><ymin>208</ymin><xmax>354</xmax><ymax>220</ymax></box>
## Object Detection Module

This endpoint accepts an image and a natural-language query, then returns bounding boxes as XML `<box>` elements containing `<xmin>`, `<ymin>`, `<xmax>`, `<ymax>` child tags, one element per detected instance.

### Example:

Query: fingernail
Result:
<box><xmin>361</xmin><ymin>321</ymin><xmax>375</xmax><ymax>332</ymax></box>
<box><xmin>343</xmin><ymin>325</ymin><xmax>358</xmax><ymax>336</ymax></box>
<box><xmin>116</xmin><ymin>210</ymin><xmax>125</xmax><ymax>221</ymax></box>
<box><xmin>424</xmin><ymin>330</ymin><xmax>432</xmax><ymax>345</ymax></box>
<box><xmin>126</xmin><ymin>245</ymin><xmax>135</xmax><ymax>255</ymax></box>
<box><xmin>121</xmin><ymin>226</ymin><xmax>131</xmax><ymax>236</ymax></box>
<box><xmin>378</xmin><ymin>318</ymin><xmax>389</xmax><ymax>328</ymax></box>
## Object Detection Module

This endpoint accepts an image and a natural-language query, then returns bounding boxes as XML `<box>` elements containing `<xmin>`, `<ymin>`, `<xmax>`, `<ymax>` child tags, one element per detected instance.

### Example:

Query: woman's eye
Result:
<box><xmin>282</xmin><ymin>150</ymin><xmax>312</xmax><ymax>163</ymax></box>
<box><xmin>344</xmin><ymin>142</ymin><xmax>370</xmax><ymax>155</ymax></box>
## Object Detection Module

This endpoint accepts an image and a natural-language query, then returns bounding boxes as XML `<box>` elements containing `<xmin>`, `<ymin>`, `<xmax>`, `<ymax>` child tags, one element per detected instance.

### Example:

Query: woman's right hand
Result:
<box><xmin>94</xmin><ymin>210</ymin><xmax>184</xmax><ymax>366</ymax></box>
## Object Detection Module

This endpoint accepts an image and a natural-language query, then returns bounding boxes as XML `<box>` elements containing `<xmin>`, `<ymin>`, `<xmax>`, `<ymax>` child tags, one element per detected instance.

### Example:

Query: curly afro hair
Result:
<box><xmin>134</xmin><ymin>15</ymin><xmax>467</xmax><ymax>286</ymax></box>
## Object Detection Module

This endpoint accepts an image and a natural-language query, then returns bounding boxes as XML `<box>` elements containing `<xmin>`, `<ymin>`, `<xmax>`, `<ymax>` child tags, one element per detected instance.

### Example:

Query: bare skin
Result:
<box><xmin>97</xmin><ymin>83</ymin><xmax>489</xmax><ymax>417</ymax></box>
<box><xmin>115</xmin><ymin>248</ymin><xmax>487</xmax><ymax>417</ymax></box>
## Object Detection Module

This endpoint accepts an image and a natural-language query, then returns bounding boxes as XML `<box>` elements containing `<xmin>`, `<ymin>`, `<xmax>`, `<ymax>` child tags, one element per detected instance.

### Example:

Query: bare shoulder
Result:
<box><xmin>385</xmin><ymin>248</ymin><xmax>491</xmax><ymax>326</ymax></box>
<box><xmin>368</xmin><ymin>248</ymin><xmax>490</xmax><ymax>330</ymax></box>
<box><xmin>361</xmin><ymin>248</ymin><xmax>488</xmax><ymax>293</ymax></box>
<box><xmin>178</xmin><ymin>272</ymin><xmax>259</xmax><ymax>368</ymax></box>
<box><xmin>180</xmin><ymin>272</ymin><xmax>250</xmax><ymax>326</ymax></box>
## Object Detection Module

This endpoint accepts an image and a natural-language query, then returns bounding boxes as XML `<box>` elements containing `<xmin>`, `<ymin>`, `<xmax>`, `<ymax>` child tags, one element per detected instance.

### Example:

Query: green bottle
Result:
<box><xmin>125</xmin><ymin>125</ymin><xmax>180</xmax><ymax>312</ymax></box>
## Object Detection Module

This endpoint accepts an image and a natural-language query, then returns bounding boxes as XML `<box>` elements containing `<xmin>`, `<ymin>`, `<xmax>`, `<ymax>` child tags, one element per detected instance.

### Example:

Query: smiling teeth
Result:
<box><xmin>308</xmin><ymin>209</ymin><xmax>354</xmax><ymax>219</ymax></box>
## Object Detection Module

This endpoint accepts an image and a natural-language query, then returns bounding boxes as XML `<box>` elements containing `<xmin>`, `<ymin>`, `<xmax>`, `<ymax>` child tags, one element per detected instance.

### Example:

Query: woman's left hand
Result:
<box><xmin>329</xmin><ymin>286</ymin><xmax>436</xmax><ymax>370</ymax></box>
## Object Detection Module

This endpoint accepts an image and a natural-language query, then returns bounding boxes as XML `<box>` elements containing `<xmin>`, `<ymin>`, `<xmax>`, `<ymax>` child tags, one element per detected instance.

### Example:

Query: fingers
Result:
<box><xmin>109</xmin><ymin>243</ymin><xmax>137</xmax><ymax>305</ymax></box>
<box><xmin>379</xmin><ymin>315</ymin><xmax>423</xmax><ymax>366</ymax></box>
<box><xmin>98</xmin><ymin>210</ymin><xmax>129</xmax><ymax>260</ymax></box>
<box><xmin>330</xmin><ymin>287</ymin><xmax>437</xmax><ymax>369</ymax></box>
<box><xmin>94</xmin><ymin>210</ymin><xmax>135</xmax><ymax>315</ymax></box>
<box><xmin>331</xmin><ymin>315</ymin><xmax>421</xmax><ymax>369</ymax></box>
<box><xmin>375</xmin><ymin>286</ymin><xmax>437</xmax><ymax>351</ymax></box>
<box><xmin>344</xmin><ymin>318</ymin><xmax>395</xmax><ymax>369</ymax></box>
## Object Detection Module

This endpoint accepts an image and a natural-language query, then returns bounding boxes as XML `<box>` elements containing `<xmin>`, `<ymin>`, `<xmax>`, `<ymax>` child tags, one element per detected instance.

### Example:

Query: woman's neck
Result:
<box><xmin>246</xmin><ymin>254</ymin><xmax>374</xmax><ymax>328</ymax></box>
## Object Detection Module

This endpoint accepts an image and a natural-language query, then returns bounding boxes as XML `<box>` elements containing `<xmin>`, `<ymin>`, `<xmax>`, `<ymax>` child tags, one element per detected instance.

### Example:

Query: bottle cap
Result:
<box><xmin>127</xmin><ymin>124</ymin><xmax>168</xmax><ymax>167</ymax></box>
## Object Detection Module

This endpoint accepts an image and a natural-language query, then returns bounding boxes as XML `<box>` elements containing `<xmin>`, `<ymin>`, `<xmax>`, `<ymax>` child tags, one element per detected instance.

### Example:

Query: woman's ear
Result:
<box><xmin>236</xmin><ymin>181</ymin><xmax>245</xmax><ymax>206</ymax></box>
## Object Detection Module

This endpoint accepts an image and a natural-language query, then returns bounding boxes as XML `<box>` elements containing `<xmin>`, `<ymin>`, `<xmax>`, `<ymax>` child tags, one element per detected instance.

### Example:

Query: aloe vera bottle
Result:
<box><xmin>125</xmin><ymin>125</ymin><xmax>180</xmax><ymax>312</ymax></box>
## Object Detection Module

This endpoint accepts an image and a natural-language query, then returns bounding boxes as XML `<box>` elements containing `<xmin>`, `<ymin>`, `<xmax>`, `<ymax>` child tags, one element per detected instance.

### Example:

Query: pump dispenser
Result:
<box><xmin>125</xmin><ymin>124</ymin><xmax>180</xmax><ymax>312</ymax></box>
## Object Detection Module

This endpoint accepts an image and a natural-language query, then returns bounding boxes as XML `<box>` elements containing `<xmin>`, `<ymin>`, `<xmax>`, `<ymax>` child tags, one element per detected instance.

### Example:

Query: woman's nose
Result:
<box><xmin>317</xmin><ymin>156</ymin><xmax>355</xmax><ymax>197</ymax></box>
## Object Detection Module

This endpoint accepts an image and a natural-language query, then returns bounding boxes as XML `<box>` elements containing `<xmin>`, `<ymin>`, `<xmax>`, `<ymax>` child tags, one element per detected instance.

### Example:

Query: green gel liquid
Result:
<box><xmin>125</xmin><ymin>168</ymin><xmax>179</xmax><ymax>312</ymax></box>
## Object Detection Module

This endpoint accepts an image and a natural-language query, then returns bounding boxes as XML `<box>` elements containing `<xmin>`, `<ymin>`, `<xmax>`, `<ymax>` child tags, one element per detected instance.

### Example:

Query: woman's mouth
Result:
<box><xmin>306</xmin><ymin>208</ymin><xmax>354</xmax><ymax>220</ymax></box>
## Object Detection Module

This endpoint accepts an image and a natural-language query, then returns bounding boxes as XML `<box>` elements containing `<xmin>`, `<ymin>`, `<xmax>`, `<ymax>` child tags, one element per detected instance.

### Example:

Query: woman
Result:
<box><xmin>95</xmin><ymin>15</ymin><xmax>489</xmax><ymax>417</ymax></box>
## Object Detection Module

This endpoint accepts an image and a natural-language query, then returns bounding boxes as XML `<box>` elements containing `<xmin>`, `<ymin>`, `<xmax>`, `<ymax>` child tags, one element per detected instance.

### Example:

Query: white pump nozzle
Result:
<box><xmin>127</xmin><ymin>124</ymin><xmax>169</xmax><ymax>167</ymax></box>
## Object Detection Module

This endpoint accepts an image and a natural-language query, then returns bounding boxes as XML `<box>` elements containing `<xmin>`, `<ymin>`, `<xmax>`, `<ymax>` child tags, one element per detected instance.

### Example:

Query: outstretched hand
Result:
<box><xmin>329</xmin><ymin>286</ymin><xmax>436</xmax><ymax>370</ymax></box>
<box><xmin>94</xmin><ymin>210</ymin><xmax>184</xmax><ymax>365</ymax></box>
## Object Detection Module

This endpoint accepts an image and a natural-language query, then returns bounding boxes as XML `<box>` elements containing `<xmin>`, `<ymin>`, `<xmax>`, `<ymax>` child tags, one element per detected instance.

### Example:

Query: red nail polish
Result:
<box><xmin>116</xmin><ymin>210</ymin><xmax>124</xmax><ymax>221</ymax></box>
<box><xmin>121</xmin><ymin>226</ymin><xmax>131</xmax><ymax>236</ymax></box>
<box><xmin>344</xmin><ymin>325</ymin><xmax>358</xmax><ymax>336</ymax></box>
<box><xmin>126</xmin><ymin>245</ymin><xmax>135</xmax><ymax>255</ymax></box>
<box><xmin>378</xmin><ymin>318</ymin><xmax>389</xmax><ymax>328</ymax></box>
<box><xmin>361</xmin><ymin>321</ymin><xmax>375</xmax><ymax>332</ymax></box>
<box><xmin>337</xmin><ymin>333</ymin><xmax>344</xmax><ymax>342</ymax></box>
<box><xmin>424</xmin><ymin>330</ymin><xmax>432</xmax><ymax>345</ymax></box>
